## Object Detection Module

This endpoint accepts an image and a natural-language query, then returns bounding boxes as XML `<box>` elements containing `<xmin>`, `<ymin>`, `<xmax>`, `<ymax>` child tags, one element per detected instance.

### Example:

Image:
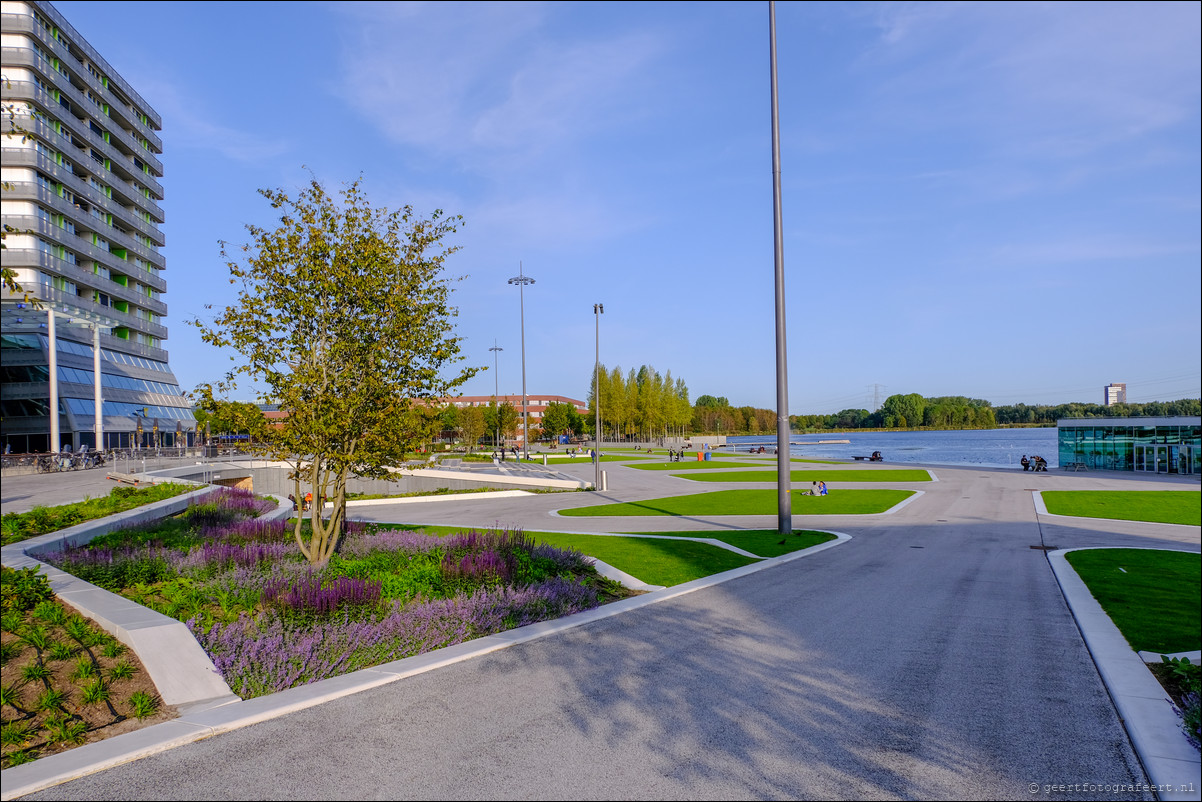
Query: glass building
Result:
<box><xmin>1</xmin><ymin>0</ymin><xmax>195</xmax><ymax>453</ymax></box>
<box><xmin>1057</xmin><ymin>417</ymin><xmax>1201</xmax><ymax>475</ymax></box>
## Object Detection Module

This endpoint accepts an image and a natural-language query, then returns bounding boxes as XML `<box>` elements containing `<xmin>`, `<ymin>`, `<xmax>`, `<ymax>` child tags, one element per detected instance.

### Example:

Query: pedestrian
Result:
<box><xmin>1021</xmin><ymin>455</ymin><xmax>1030</xmax><ymax>472</ymax></box>
<box><xmin>288</xmin><ymin>494</ymin><xmax>297</xmax><ymax>511</ymax></box>
<box><xmin>303</xmin><ymin>492</ymin><xmax>312</xmax><ymax>511</ymax></box>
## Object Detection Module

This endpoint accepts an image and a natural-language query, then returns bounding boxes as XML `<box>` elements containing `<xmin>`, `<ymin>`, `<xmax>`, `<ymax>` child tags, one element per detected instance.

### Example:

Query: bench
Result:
<box><xmin>852</xmin><ymin>455</ymin><xmax>868</xmax><ymax>461</ymax></box>
<box><xmin>1062</xmin><ymin>462</ymin><xmax>1088</xmax><ymax>472</ymax></box>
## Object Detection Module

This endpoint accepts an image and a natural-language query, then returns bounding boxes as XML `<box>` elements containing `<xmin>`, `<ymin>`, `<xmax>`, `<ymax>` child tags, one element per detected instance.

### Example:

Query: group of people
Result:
<box><xmin>1020</xmin><ymin>454</ymin><xmax>1048</xmax><ymax>472</ymax></box>
<box><xmin>805</xmin><ymin>481</ymin><xmax>828</xmax><ymax>496</ymax></box>
<box><xmin>287</xmin><ymin>492</ymin><xmax>315</xmax><ymax>511</ymax></box>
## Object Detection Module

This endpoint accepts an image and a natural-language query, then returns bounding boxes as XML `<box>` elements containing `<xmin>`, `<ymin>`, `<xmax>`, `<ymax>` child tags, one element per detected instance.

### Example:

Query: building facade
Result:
<box><xmin>1103</xmin><ymin>383</ymin><xmax>1127</xmax><ymax>406</ymax></box>
<box><xmin>444</xmin><ymin>394</ymin><xmax>588</xmax><ymax>444</ymax></box>
<box><xmin>1</xmin><ymin>0</ymin><xmax>194</xmax><ymax>453</ymax></box>
<box><xmin>1057</xmin><ymin>416</ymin><xmax>1200</xmax><ymax>475</ymax></box>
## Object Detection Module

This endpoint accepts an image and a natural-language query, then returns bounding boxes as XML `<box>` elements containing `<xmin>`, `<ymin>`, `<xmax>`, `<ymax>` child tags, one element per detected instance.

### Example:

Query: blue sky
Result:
<box><xmin>52</xmin><ymin>1</ymin><xmax>1201</xmax><ymax>413</ymax></box>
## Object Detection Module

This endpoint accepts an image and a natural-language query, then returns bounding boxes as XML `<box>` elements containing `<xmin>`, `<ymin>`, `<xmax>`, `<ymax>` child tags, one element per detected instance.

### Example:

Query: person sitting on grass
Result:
<box><xmin>806</xmin><ymin>481</ymin><xmax>820</xmax><ymax>496</ymax></box>
<box><xmin>819</xmin><ymin>481</ymin><xmax>828</xmax><ymax>496</ymax></box>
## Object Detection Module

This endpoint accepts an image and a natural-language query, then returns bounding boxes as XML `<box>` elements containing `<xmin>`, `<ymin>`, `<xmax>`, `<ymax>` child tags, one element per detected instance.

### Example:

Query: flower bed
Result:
<box><xmin>41</xmin><ymin>488</ymin><xmax>623</xmax><ymax>699</ymax></box>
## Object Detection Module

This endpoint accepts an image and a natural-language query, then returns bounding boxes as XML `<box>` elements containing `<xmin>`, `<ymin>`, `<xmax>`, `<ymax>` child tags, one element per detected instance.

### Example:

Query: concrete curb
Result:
<box><xmin>1047</xmin><ymin>547</ymin><xmax>1201</xmax><ymax>801</ymax></box>
<box><xmin>0</xmin><ymin>532</ymin><xmax>850</xmax><ymax>800</ymax></box>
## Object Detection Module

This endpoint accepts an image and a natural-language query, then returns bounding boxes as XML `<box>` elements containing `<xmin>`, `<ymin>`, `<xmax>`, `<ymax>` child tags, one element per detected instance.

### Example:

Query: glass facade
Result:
<box><xmin>1057</xmin><ymin>417</ymin><xmax>1201</xmax><ymax>475</ymax></box>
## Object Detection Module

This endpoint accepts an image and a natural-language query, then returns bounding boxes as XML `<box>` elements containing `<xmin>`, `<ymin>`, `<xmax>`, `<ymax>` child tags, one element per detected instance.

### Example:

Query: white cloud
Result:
<box><xmin>332</xmin><ymin>1</ymin><xmax>668</xmax><ymax>174</ymax></box>
<box><xmin>857</xmin><ymin>1</ymin><xmax>1200</xmax><ymax>158</ymax></box>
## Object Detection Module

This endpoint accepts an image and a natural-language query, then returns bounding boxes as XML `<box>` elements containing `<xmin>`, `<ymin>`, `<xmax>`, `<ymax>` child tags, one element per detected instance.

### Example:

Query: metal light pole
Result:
<box><xmin>593</xmin><ymin>303</ymin><xmax>603</xmax><ymax>489</ymax></box>
<box><xmin>507</xmin><ymin>262</ymin><xmax>535</xmax><ymax>460</ymax></box>
<box><xmin>770</xmin><ymin>0</ymin><xmax>792</xmax><ymax>535</ymax></box>
<box><xmin>489</xmin><ymin>340</ymin><xmax>503</xmax><ymax>450</ymax></box>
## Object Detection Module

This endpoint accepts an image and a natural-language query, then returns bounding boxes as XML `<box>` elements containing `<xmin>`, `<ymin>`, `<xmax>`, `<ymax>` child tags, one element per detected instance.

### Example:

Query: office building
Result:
<box><xmin>1103</xmin><ymin>383</ymin><xmax>1126</xmax><ymax>407</ymax></box>
<box><xmin>1057</xmin><ymin>416</ymin><xmax>1200</xmax><ymax>474</ymax></box>
<box><xmin>1</xmin><ymin>0</ymin><xmax>194</xmax><ymax>453</ymax></box>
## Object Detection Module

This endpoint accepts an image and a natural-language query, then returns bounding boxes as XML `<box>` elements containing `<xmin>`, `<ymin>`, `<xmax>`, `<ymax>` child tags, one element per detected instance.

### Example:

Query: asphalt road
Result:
<box><xmin>13</xmin><ymin>459</ymin><xmax>1200</xmax><ymax>800</ymax></box>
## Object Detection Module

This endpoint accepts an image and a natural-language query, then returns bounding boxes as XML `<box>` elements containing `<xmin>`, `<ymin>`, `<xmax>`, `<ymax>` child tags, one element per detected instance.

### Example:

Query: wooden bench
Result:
<box><xmin>1062</xmin><ymin>462</ymin><xmax>1088</xmax><ymax>472</ymax></box>
<box><xmin>852</xmin><ymin>455</ymin><xmax>868</xmax><ymax>461</ymax></box>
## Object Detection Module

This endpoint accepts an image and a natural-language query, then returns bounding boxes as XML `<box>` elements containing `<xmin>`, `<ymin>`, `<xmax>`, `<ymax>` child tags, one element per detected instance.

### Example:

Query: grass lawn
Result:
<box><xmin>398</xmin><ymin>525</ymin><xmax>835</xmax><ymax>585</ymax></box>
<box><xmin>1066</xmin><ymin>549</ymin><xmax>1200</xmax><ymax>653</ymax></box>
<box><xmin>557</xmin><ymin>489</ymin><xmax>913</xmax><ymax>517</ymax></box>
<box><xmin>678</xmin><ymin>469</ymin><xmax>932</xmax><ymax>483</ymax></box>
<box><xmin>1042</xmin><ymin>491</ymin><xmax>1201</xmax><ymax>526</ymax></box>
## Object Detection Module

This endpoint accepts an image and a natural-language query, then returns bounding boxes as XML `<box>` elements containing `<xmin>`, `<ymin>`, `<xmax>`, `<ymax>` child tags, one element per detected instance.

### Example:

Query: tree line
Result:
<box><xmin>790</xmin><ymin>395</ymin><xmax>1201</xmax><ymax>431</ymax></box>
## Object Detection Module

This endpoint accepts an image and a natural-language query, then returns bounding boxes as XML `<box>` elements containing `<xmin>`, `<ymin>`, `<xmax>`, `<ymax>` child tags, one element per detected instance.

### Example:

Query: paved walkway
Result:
<box><xmin>3</xmin><ymin>456</ymin><xmax>1200</xmax><ymax>800</ymax></box>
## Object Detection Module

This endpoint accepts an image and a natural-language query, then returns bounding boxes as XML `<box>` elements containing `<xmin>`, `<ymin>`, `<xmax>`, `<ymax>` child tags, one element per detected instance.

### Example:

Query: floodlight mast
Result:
<box><xmin>507</xmin><ymin>263</ymin><xmax>535</xmax><ymax>460</ymax></box>
<box><xmin>770</xmin><ymin>1</ymin><xmax>792</xmax><ymax>535</ymax></box>
<box><xmin>489</xmin><ymin>341</ymin><xmax>503</xmax><ymax>450</ymax></box>
<box><xmin>594</xmin><ymin>303</ymin><xmax>604</xmax><ymax>489</ymax></box>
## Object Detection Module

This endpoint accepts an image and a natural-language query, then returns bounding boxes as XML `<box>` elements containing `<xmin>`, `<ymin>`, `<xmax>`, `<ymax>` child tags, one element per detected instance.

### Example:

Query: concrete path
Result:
<box><xmin>5</xmin><ymin>456</ymin><xmax>1200</xmax><ymax>800</ymax></box>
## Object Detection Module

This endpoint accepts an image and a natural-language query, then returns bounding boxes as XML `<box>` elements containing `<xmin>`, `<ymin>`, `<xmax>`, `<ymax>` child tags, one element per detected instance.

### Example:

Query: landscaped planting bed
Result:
<box><xmin>1</xmin><ymin>567</ymin><xmax>169</xmax><ymax>769</ymax></box>
<box><xmin>40</xmin><ymin>488</ymin><xmax>629</xmax><ymax>700</ymax></box>
<box><xmin>1</xmin><ymin>483</ymin><xmax>195</xmax><ymax>547</ymax></box>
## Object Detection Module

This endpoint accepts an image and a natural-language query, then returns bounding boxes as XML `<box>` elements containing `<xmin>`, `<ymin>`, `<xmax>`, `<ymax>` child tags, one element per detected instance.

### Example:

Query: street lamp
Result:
<box><xmin>507</xmin><ymin>262</ymin><xmax>535</xmax><ymax>460</ymax></box>
<box><xmin>489</xmin><ymin>340</ymin><xmax>503</xmax><ymax>450</ymax></box>
<box><xmin>593</xmin><ymin>303</ymin><xmax>603</xmax><ymax>489</ymax></box>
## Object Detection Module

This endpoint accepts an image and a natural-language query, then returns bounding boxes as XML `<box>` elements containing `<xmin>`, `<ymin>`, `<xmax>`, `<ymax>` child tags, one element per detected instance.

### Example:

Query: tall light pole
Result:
<box><xmin>507</xmin><ymin>262</ymin><xmax>535</xmax><ymax>460</ymax></box>
<box><xmin>489</xmin><ymin>340</ymin><xmax>503</xmax><ymax>450</ymax></box>
<box><xmin>770</xmin><ymin>0</ymin><xmax>792</xmax><ymax>535</ymax></box>
<box><xmin>593</xmin><ymin>303</ymin><xmax>603</xmax><ymax>489</ymax></box>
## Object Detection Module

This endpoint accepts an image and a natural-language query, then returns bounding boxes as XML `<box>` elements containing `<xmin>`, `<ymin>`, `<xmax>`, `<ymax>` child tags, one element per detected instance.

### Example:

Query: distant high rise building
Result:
<box><xmin>1104</xmin><ymin>383</ymin><xmax>1127</xmax><ymax>407</ymax></box>
<box><xmin>1</xmin><ymin>0</ymin><xmax>194</xmax><ymax>453</ymax></box>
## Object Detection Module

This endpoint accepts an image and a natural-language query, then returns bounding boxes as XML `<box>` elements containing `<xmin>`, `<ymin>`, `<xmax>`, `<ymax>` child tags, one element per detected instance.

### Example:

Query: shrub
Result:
<box><xmin>0</xmin><ymin>566</ymin><xmax>54</xmax><ymax>614</ymax></box>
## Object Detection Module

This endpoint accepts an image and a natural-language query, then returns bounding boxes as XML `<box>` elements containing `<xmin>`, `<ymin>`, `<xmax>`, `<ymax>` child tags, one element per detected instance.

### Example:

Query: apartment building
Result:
<box><xmin>1</xmin><ymin>0</ymin><xmax>194</xmax><ymax>453</ymax></box>
<box><xmin>1103</xmin><ymin>383</ymin><xmax>1127</xmax><ymax>407</ymax></box>
<box><xmin>445</xmin><ymin>394</ymin><xmax>588</xmax><ymax>444</ymax></box>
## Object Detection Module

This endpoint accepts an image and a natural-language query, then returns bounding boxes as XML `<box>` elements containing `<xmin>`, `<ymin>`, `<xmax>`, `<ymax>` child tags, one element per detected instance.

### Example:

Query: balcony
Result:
<box><xmin>1</xmin><ymin>12</ymin><xmax>163</xmax><ymax>149</ymax></box>
<box><xmin>1</xmin><ymin>252</ymin><xmax>170</xmax><ymax>340</ymax></box>
<box><xmin>0</xmin><ymin>53</ymin><xmax>164</xmax><ymax>182</ymax></box>
<box><xmin>1</xmin><ymin>155</ymin><xmax>166</xmax><ymax>270</ymax></box>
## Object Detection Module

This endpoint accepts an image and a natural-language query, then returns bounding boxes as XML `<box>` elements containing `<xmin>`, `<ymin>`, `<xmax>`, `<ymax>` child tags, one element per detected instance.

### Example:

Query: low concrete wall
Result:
<box><xmin>141</xmin><ymin>460</ymin><xmax>586</xmax><ymax>497</ymax></box>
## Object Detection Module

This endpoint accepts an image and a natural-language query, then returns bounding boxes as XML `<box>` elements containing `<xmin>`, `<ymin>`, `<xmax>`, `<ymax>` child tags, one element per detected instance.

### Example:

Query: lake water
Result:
<box><xmin>728</xmin><ymin>428</ymin><xmax>1058</xmax><ymax>470</ymax></box>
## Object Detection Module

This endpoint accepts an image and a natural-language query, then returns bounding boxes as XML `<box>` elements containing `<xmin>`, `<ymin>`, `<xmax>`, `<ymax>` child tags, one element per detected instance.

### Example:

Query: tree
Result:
<box><xmin>498</xmin><ymin>401</ymin><xmax>519</xmax><ymax>442</ymax></box>
<box><xmin>458</xmin><ymin>405</ymin><xmax>485</xmax><ymax>451</ymax></box>
<box><xmin>541</xmin><ymin>401</ymin><xmax>581</xmax><ymax>440</ymax></box>
<box><xmin>196</xmin><ymin>177</ymin><xmax>477</xmax><ymax>565</ymax></box>
<box><xmin>192</xmin><ymin>385</ymin><xmax>268</xmax><ymax>443</ymax></box>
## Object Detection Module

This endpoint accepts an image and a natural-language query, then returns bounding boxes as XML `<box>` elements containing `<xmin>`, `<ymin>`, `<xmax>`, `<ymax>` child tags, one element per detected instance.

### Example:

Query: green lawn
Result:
<box><xmin>1066</xmin><ymin>549</ymin><xmax>1200</xmax><ymax>653</ymax></box>
<box><xmin>1042</xmin><ymin>491</ymin><xmax>1200</xmax><ymax>526</ymax></box>
<box><xmin>396</xmin><ymin>524</ymin><xmax>835</xmax><ymax>586</ymax></box>
<box><xmin>678</xmin><ymin>469</ymin><xmax>932</xmax><ymax>483</ymax></box>
<box><xmin>557</xmin><ymin>488</ymin><xmax>913</xmax><ymax>517</ymax></box>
